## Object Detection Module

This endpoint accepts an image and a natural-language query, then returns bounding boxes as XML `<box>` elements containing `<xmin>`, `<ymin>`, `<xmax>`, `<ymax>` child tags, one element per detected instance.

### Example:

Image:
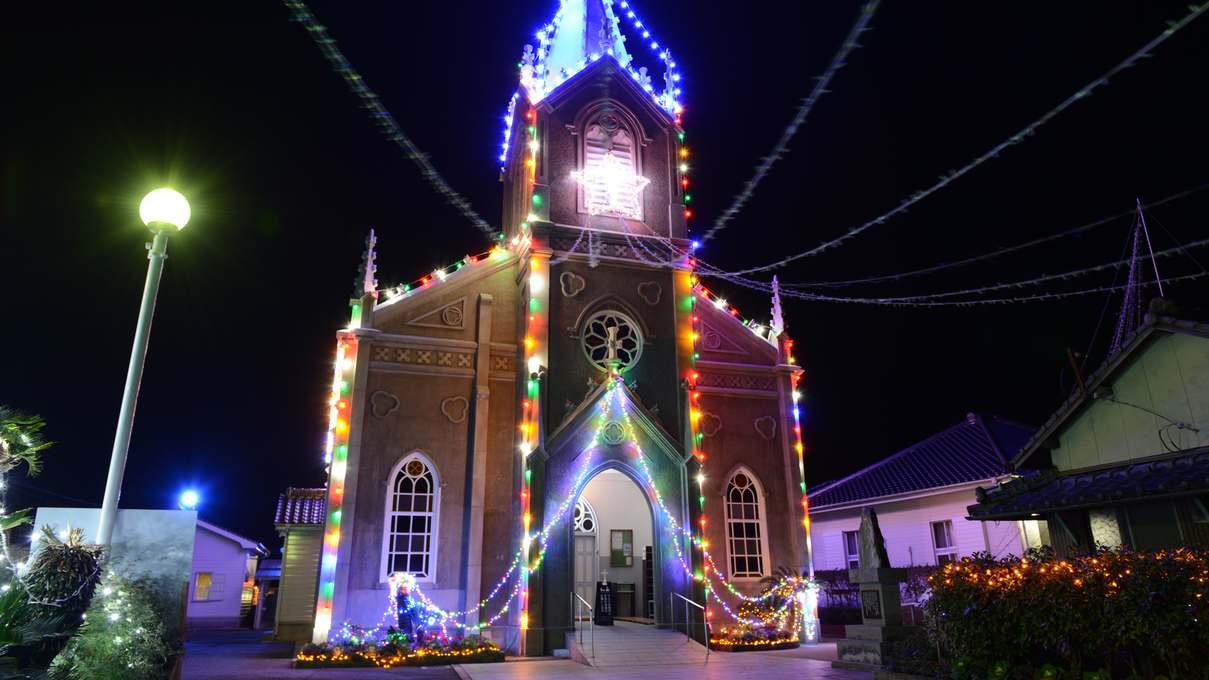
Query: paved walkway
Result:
<box><xmin>182</xmin><ymin>627</ymin><xmax>870</xmax><ymax>680</ymax></box>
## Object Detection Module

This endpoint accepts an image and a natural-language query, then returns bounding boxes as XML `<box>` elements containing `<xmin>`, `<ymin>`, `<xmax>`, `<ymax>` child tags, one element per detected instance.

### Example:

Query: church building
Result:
<box><xmin>312</xmin><ymin>0</ymin><xmax>811</xmax><ymax>654</ymax></box>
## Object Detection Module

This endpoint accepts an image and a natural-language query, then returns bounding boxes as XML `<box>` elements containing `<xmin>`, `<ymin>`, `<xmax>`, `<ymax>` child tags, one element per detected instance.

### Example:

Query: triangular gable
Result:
<box><xmin>1012</xmin><ymin>315</ymin><xmax>1209</xmax><ymax>469</ymax></box>
<box><xmin>198</xmin><ymin>519</ymin><xmax>266</xmax><ymax>554</ymax></box>
<box><xmin>403</xmin><ymin>296</ymin><xmax>467</xmax><ymax>330</ymax></box>
<box><xmin>546</xmin><ymin>377</ymin><xmax>685</xmax><ymax>467</ymax></box>
<box><xmin>370</xmin><ymin>250</ymin><xmax>518</xmax><ymax>331</ymax></box>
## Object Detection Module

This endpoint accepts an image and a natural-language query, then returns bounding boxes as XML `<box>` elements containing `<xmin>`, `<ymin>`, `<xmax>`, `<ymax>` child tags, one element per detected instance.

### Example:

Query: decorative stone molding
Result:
<box><xmin>696</xmin><ymin>322</ymin><xmax>750</xmax><ymax>356</ymax></box>
<box><xmin>755</xmin><ymin>416</ymin><xmax>777</xmax><ymax>440</ymax></box>
<box><xmin>696</xmin><ymin>373</ymin><xmax>776</xmax><ymax>391</ymax></box>
<box><xmin>370</xmin><ymin>391</ymin><xmax>400</xmax><ymax>420</ymax></box>
<box><xmin>637</xmin><ymin>281</ymin><xmax>662</xmax><ymax>305</ymax></box>
<box><xmin>560</xmin><ymin>271</ymin><xmax>586</xmax><ymax>298</ymax></box>
<box><xmin>699</xmin><ymin>412</ymin><xmax>722</xmax><ymax>437</ymax></box>
<box><xmin>441</xmin><ymin>396</ymin><xmax>469</xmax><ymax>424</ymax></box>
<box><xmin>602</xmin><ymin>420</ymin><xmax>625</xmax><ymax>445</ymax></box>
<box><xmin>404</xmin><ymin>296</ymin><xmax>467</xmax><ymax>329</ymax></box>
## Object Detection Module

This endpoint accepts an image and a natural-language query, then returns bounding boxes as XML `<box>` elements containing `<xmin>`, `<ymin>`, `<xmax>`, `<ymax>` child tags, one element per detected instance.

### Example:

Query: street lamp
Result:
<box><xmin>97</xmin><ymin>188</ymin><xmax>190</xmax><ymax>547</ymax></box>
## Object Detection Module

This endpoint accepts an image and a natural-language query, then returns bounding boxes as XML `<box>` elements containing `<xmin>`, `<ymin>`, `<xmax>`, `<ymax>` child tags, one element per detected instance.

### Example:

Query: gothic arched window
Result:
<box><xmin>725</xmin><ymin>469</ymin><xmax>769</xmax><ymax>579</ymax></box>
<box><xmin>576</xmin><ymin>110</ymin><xmax>646</xmax><ymax>219</ymax></box>
<box><xmin>574</xmin><ymin>497</ymin><xmax>598</xmax><ymax>534</ymax></box>
<box><xmin>382</xmin><ymin>453</ymin><xmax>439</xmax><ymax>582</ymax></box>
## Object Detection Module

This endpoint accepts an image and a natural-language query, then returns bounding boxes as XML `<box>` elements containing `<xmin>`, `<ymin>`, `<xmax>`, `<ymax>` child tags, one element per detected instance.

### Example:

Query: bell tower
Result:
<box><xmin>501</xmin><ymin>0</ymin><xmax>702</xmax><ymax>653</ymax></box>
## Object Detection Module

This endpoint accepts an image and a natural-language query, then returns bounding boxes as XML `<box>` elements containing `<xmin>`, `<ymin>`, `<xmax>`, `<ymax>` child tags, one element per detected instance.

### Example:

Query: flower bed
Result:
<box><xmin>296</xmin><ymin>633</ymin><xmax>504</xmax><ymax>668</ymax></box>
<box><xmin>709</xmin><ymin>639</ymin><xmax>800</xmax><ymax>652</ymax></box>
<box><xmin>709</xmin><ymin>626</ymin><xmax>799</xmax><ymax>652</ymax></box>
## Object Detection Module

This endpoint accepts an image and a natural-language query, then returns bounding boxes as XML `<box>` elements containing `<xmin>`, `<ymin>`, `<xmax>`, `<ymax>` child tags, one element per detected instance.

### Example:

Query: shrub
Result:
<box><xmin>925</xmin><ymin>546</ymin><xmax>1209</xmax><ymax>679</ymax></box>
<box><xmin>52</xmin><ymin>568</ymin><xmax>186</xmax><ymax>680</ymax></box>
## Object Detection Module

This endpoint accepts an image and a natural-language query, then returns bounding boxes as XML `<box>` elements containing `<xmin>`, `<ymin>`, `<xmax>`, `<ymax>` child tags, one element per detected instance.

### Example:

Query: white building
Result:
<box><xmin>187</xmin><ymin>520</ymin><xmax>267</xmax><ymax>628</ymax></box>
<box><xmin>808</xmin><ymin>413</ymin><xmax>1040</xmax><ymax>602</ymax></box>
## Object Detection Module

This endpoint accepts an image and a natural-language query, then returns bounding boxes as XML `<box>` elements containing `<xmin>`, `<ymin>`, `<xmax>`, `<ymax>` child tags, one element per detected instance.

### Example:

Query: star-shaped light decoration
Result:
<box><xmin>571</xmin><ymin>151</ymin><xmax>650</xmax><ymax>218</ymax></box>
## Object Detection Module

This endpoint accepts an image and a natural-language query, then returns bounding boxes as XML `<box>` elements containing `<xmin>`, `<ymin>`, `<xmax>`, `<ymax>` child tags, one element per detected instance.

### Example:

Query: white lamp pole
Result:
<box><xmin>97</xmin><ymin>188</ymin><xmax>190</xmax><ymax>548</ymax></box>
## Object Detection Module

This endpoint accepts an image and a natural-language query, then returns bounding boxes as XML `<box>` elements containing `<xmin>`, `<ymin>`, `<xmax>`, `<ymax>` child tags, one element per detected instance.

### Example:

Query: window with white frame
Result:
<box><xmin>384</xmin><ymin>454</ymin><xmax>439</xmax><ymax>581</ymax></box>
<box><xmin>193</xmin><ymin>572</ymin><xmax>225</xmax><ymax>601</ymax></box>
<box><xmin>843</xmin><ymin>531</ymin><xmax>860</xmax><ymax>569</ymax></box>
<box><xmin>725</xmin><ymin>470</ymin><xmax>769</xmax><ymax>578</ymax></box>
<box><xmin>932</xmin><ymin>520</ymin><xmax>957</xmax><ymax>564</ymax></box>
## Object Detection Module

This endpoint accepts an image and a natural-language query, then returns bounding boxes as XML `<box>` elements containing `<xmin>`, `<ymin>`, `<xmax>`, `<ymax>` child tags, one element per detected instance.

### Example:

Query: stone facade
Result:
<box><xmin>311</xmin><ymin>13</ymin><xmax>809</xmax><ymax>654</ymax></box>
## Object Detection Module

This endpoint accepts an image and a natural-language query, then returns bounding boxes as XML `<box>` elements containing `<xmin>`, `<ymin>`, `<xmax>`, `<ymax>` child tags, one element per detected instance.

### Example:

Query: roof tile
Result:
<box><xmin>808</xmin><ymin>414</ymin><xmax>1037</xmax><ymax>508</ymax></box>
<box><xmin>275</xmin><ymin>487</ymin><xmax>327</xmax><ymax>525</ymax></box>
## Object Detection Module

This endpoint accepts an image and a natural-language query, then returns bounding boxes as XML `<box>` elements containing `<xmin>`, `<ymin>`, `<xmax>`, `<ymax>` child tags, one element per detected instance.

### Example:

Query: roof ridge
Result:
<box><xmin>808</xmin><ymin>417</ymin><xmax>979</xmax><ymax>499</ymax></box>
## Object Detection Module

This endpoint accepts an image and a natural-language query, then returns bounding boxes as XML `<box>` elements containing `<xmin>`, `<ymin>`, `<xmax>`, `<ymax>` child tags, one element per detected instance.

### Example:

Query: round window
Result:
<box><xmin>581</xmin><ymin>311</ymin><xmax>643</xmax><ymax>372</ymax></box>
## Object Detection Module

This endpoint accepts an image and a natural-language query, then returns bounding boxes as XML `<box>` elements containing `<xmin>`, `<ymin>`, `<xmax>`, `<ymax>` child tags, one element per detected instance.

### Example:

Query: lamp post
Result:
<box><xmin>97</xmin><ymin>188</ymin><xmax>190</xmax><ymax>548</ymax></box>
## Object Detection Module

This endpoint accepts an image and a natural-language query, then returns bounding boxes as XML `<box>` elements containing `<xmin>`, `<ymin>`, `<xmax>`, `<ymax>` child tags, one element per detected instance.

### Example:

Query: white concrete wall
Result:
<box><xmin>809</xmin><ymin>484</ymin><xmax>1024</xmax><ymax>598</ymax></box>
<box><xmin>1052</xmin><ymin>333</ymin><xmax>1209</xmax><ymax>472</ymax></box>
<box><xmin>580</xmin><ymin>470</ymin><xmax>653</xmax><ymax>597</ymax></box>
<box><xmin>188</xmin><ymin>527</ymin><xmax>251</xmax><ymax>626</ymax></box>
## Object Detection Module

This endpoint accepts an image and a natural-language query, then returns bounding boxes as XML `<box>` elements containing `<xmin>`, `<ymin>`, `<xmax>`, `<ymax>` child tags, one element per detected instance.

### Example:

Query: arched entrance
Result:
<box><xmin>575</xmin><ymin>470</ymin><xmax>655</xmax><ymax>621</ymax></box>
<box><xmin>526</xmin><ymin>382</ymin><xmax>702</xmax><ymax>655</ymax></box>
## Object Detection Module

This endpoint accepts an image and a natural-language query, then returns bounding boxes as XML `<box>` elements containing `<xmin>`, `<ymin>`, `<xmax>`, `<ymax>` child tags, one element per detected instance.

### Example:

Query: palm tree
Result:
<box><xmin>0</xmin><ymin>407</ymin><xmax>52</xmax><ymax>478</ymax></box>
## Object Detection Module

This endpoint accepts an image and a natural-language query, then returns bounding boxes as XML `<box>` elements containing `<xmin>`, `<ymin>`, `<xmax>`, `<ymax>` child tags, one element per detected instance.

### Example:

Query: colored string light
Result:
<box><xmin>724</xmin><ymin>4</ymin><xmax>1209</xmax><ymax>275</ymax></box>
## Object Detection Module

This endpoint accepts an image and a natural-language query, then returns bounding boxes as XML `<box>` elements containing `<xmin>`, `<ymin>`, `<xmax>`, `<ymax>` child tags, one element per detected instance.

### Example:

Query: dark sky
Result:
<box><xmin>3</xmin><ymin>1</ymin><xmax>1207</xmax><ymax>553</ymax></box>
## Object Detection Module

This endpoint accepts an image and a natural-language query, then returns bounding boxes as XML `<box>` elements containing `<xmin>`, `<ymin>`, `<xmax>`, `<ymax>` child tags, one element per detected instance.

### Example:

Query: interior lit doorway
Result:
<box><xmin>574</xmin><ymin>469</ymin><xmax>655</xmax><ymax>622</ymax></box>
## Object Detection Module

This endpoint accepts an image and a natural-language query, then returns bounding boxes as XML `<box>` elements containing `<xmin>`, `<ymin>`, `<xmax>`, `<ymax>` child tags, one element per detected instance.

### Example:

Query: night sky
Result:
<box><xmin>3</xmin><ymin>1</ymin><xmax>1207</xmax><ymax>553</ymax></box>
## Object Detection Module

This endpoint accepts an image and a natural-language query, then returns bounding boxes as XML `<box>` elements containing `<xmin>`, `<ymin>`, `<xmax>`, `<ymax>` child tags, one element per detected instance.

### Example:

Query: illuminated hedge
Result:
<box><xmin>925</xmin><ymin>547</ymin><xmax>1209</xmax><ymax>678</ymax></box>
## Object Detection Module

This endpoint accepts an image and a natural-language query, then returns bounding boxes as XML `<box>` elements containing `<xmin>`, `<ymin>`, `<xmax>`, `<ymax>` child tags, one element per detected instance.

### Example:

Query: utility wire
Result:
<box><xmin>284</xmin><ymin>1</ymin><xmax>496</xmax><ymax>236</ymax></box>
<box><xmin>701</xmin><ymin>0</ymin><xmax>880</xmax><ymax>243</ymax></box>
<box><xmin>782</xmin><ymin>183</ymin><xmax>1209</xmax><ymax>289</ymax></box>
<box><xmin>725</xmin><ymin>4</ymin><xmax>1209</xmax><ymax>275</ymax></box>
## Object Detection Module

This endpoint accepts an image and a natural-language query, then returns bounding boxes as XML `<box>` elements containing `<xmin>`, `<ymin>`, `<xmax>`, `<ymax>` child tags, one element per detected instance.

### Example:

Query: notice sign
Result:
<box><xmin>595</xmin><ymin>581</ymin><xmax>615</xmax><ymax>625</ymax></box>
<box><xmin>611</xmin><ymin>529</ymin><xmax>633</xmax><ymax>567</ymax></box>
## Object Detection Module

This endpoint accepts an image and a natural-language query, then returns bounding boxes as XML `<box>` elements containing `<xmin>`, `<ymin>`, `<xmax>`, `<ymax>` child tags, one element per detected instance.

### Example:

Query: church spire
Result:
<box><xmin>353</xmin><ymin>229</ymin><xmax>378</xmax><ymax>300</ymax></box>
<box><xmin>770</xmin><ymin>276</ymin><xmax>785</xmax><ymax>337</ymax></box>
<box><xmin>520</xmin><ymin>0</ymin><xmax>682</xmax><ymax>115</ymax></box>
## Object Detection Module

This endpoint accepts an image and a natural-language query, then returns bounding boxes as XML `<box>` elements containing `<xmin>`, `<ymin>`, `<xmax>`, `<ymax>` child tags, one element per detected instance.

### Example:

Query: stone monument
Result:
<box><xmin>831</xmin><ymin>507</ymin><xmax>910</xmax><ymax>671</ymax></box>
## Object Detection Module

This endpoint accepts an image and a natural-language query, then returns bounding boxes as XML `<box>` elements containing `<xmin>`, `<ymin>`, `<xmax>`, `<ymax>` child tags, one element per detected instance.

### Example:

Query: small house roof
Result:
<box><xmin>255</xmin><ymin>559</ymin><xmax>282</xmax><ymax>580</ymax></box>
<box><xmin>197</xmin><ymin>519</ymin><xmax>267</xmax><ymax>555</ymax></box>
<box><xmin>967</xmin><ymin>446</ymin><xmax>1209</xmax><ymax>520</ymax></box>
<box><xmin>275</xmin><ymin>487</ymin><xmax>327</xmax><ymax>525</ymax></box>
<box><xmin>808</xmin><ymin>413</ymin><xmax>1037</xmax><ymax>509</ymax></box>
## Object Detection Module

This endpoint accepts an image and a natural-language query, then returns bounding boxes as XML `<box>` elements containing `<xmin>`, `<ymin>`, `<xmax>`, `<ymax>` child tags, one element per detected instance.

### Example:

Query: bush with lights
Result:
<box><xmin>296</xmin><ymin>624</ymin><xmax>502</xmax><ymax>668</ymax></box>
<box><xmin>52</xmin><ymin>566</ymin><xmax>187</xmax><ymax>680</ymax></box>
<box><xmin>894</xmin><ymin>546</ymin><xmax>1209</xmax><ymax>680</ymax></box>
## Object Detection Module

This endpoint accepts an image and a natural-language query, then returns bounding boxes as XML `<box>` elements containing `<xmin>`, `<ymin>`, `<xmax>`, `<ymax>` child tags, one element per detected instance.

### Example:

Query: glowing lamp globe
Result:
<box><xmin>180</xmin><ymin>490</ymin><xmax>199</xmax><ymax>509</ymax></box>
<box><xmin>140</xmin><ymin>188</ymin><xmax>190</xmax><ymax>230</ymax></box>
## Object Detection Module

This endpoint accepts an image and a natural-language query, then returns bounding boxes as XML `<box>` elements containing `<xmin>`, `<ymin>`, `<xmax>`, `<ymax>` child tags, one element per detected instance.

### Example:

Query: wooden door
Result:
<box><xmin>574</xmin><ymin>534</ymin><xmax>596</xmax><ymax>618</ymax></box>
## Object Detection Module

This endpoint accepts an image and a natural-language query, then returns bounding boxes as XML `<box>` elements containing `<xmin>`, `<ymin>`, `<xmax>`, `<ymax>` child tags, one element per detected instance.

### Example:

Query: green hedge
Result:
<box><xmin>923</xmin><ymin>547</ymin><xmax>1209</xmax><ymax>679</ymax></box>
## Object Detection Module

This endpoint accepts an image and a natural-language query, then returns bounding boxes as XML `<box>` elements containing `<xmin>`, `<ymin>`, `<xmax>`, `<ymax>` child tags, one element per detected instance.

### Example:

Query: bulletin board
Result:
<box><xmin>610</xmin><ymin>529</ymin><xmax>633</xmax><ymax>567</ymax></box>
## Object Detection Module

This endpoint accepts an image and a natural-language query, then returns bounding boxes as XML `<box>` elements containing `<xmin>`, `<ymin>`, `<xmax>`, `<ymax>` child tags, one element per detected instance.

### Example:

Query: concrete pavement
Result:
<box><xmin>182</xmin><ymin>627</ymin><xmax>869</xmax><ymax>680</ymax></box>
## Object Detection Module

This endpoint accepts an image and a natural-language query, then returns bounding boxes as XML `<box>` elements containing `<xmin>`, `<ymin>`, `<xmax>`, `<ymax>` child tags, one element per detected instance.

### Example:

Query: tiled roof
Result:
<box><xmin>255</xmin><ymin>559</ymin><xmax>282</xmax><ymax>580</ymax></box>
<box><xmin>275</xmin><ymin>487</ymin><xmax>327</xmax><ymax>525</ymax></box>
<box><xmin>968</xmin><ymin>447</ymin><xmax>1209</xmax><ymax>519</ymax></box>
<box><xmin>808</xmin><ymin>414</ymin><xmax>1037</xmax><ymax>509</ymax></box>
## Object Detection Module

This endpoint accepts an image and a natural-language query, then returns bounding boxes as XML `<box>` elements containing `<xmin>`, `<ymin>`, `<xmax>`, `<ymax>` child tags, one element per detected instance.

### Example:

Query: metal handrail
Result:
<box><xmin>671</xmin><ymin>592</ymin><xmax>709</xmax><ymax>661</ymax></box>
<box><xmin>571</xmin><ymin>591</ymin><xmax>594</xmax><ymax>658</ymax></box>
